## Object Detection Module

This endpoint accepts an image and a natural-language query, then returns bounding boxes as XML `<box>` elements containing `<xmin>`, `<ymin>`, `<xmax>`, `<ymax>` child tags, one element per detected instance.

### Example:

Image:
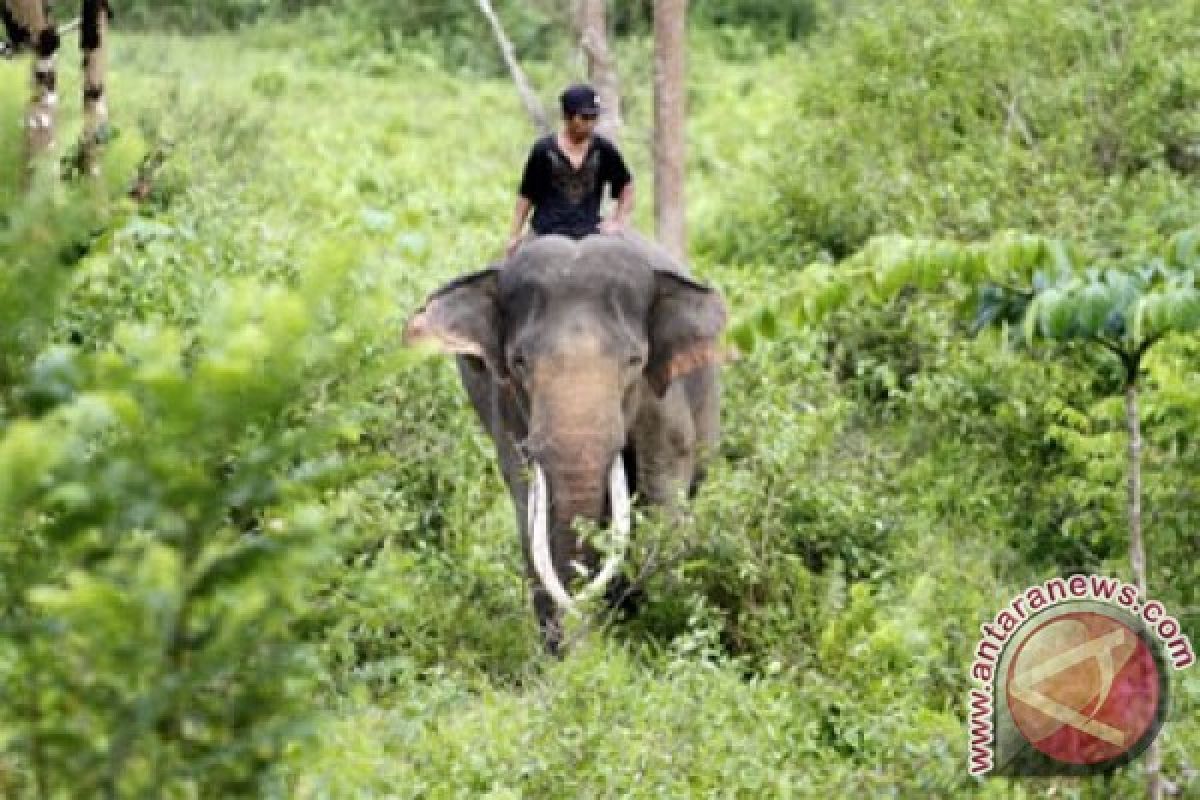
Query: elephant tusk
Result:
<box><xmin>527</xmin><ymin>456</ymin><xmax>632</xmax><ymax>614</ymax></box>
<box><xmin>576</xmin><ymin>455</ymin><xmax>631</xmax><ymax>600</ymax></box>
<box><xmin>529</xmin><ymin>462</ymin><xmax>574</xmax><ymax>611</ymax></box>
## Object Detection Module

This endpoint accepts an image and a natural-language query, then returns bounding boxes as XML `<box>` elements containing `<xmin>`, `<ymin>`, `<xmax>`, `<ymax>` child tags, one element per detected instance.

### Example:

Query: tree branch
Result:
<box><xmin>476</xmin><ymin>0</ymin><xmax>550</xmax><ymax>135</ymax></box>
<box><xmin>576</xmin><ymin>0</ymin><xmax>623</xmax><ymax>141</ymax></box>
<box><xmin>1088</xmin><ymin>335</ymin><xmax>1131</xmax><ymax>366</ymax></box>
<box><xmin>1135</xmin><ymin>333</ymin><xmax>1163</xmax><ymax>361</ymax></box>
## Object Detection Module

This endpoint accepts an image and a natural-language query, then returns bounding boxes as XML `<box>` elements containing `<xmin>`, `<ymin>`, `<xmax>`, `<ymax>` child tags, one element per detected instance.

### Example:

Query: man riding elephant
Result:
<box><xmin>506</xmin><ymin>84</ymin><xmax>636</xmax><ymax>259</ymax></box>
<box><xmin>405</xmin><ymin>235</ymin><xmax>725</xmax><ymax>653</ymax></box>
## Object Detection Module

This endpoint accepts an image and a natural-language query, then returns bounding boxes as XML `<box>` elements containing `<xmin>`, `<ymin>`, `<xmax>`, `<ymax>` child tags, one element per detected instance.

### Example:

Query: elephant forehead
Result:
<box><xmin>522</xmin><ymin>307</ymin><xmax>637</xmax><ymax>361</ymax></box>
<box><xmin>502</xmin><ymin>258</ymin><xmax>649</xmax><ymax>292</ymax></box>
<box><xmin>503</xmin><ymin>238</ymin><xmax>654</xmax><ymax>290</ymax></box>
<box><xmin>511</xmin><ymin>277</ymin><xmax>651</xmax><ymax>332</ymax></box>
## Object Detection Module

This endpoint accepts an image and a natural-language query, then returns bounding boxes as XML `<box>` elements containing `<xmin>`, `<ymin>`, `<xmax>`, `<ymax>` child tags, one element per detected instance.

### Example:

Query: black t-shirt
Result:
<box><xmin>518</xmin><ymin>134</ymin><xmax>632</xmax><ymax>238</ymax></box>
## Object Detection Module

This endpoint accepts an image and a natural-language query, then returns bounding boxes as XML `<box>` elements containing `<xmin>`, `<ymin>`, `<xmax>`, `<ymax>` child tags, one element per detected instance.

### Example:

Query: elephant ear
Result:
<box><xmin>404</xmin><ymin>268</ymin><xmax>503</xmax><ymax>374</ymax></box>
<box><xmin>646</xmin><ymin>270</ymin><xmax>728</xmax><ymax>397</ymax></box>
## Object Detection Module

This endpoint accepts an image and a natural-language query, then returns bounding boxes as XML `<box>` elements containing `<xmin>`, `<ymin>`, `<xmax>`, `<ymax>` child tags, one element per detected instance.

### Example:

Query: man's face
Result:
<box><xmin>564</xmin><ymin>111</ymin><xmax>598</xmax><ymax>140</ymax></box>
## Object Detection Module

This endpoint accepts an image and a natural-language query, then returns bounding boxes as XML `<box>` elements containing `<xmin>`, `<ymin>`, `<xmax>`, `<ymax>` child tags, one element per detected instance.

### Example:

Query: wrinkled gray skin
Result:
<box><xmin>405</xmin><ymin>235</ymin><xmax>726</xmax><ymax>653</ymax></box>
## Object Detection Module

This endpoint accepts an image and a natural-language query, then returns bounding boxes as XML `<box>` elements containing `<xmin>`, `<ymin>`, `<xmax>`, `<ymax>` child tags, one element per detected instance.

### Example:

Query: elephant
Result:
<box><xmin>404</xmin><ymin>233</ymin><xmax>727</xmax><ymax>653</ymax></box>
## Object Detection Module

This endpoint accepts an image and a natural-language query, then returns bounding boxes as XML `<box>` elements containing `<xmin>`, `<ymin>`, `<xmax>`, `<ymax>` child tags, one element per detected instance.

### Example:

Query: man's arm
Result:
<box><xmin>600</xmin><ymin>181</ymin><xmax>634</xmax><ymax>234</ymax></box>
<box><xmin>507</xmin><ymin>195</ymin><xmax>533</xmax><ymax>258</ymax></box>
<box><xmin>509</xmin><ymin>140</ymin><xmax>546</xmax><ymax>258</ymax></box>
<box><xmin>598</xmin><ymin>137</ymin><xmax>634</xmax><ymax>234</ymax></box>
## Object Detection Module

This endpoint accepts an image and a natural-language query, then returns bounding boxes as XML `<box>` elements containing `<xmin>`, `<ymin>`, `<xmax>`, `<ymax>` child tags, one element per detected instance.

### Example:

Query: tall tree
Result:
<box><xmin>4</xmin><ymin>1</ymin><xmax>111</xmax><ymax>179</ymax></box>
<box><xmin>575</xmin><ymin>0</ymin><xmax>622</xmax><ymax>141</ymax></box>
<box><xmin>477</xmin><ymin>0</ymin><xmax>550</xmax><ymax>135</ymax></box>
<box><xmin>79</xmin><ymin>0</ymin><xmax>110</xmax><ymax>176</ymax></box>
<box><xmin>6</xmin><ymin>0</ymin><xmax>58</xmax><ymax>165</ymax></box>
<box><xmin>653</xmin><ymin>0</ymin><xmax>687</xmax><ymax>260</ymax></box>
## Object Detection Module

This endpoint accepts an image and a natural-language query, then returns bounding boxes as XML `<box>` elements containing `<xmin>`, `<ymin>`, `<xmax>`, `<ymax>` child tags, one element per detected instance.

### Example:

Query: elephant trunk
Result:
<box><xmin>528</xmin><ymin>376</ymin><xmax>624</xmax><ymax>525</ymax></box>
<box><xmin>545</xmin><ymin>453</ymin><xmax>610</xmax><ymax>524</ymax></box>
<box><xmin>525</xmin><ymin>365</ymin><xmax>631</xmax><ymax>612</ymax></box>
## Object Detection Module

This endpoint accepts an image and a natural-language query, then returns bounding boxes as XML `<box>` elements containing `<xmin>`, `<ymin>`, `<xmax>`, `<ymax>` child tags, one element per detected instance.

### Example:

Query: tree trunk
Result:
<box><xmin>1125</xmin><ymin>379</ymin><xmax>1162</xmax><ymax>800</ymax></box>
<box><xmin>653</xmin><ymin>0</ymin><xmax>687</xmax><ymax>261</ymax></box>
<box><xmin>1125</xmin><ymin>380</ymin><xmax>1147</xmax><ymax>601</ymax></box>
<box><xmin>575</xmin><ymin>0</ymin><xmax>622</xmax><ymax>141</ymax></box>
<box><xmin>477</xmin><ymin>0</ymin><xmax>550</xmax><ymax>136</ymax></box>
<box><xmin>10</xmin><ymin>0</ymin><xmax>59</xmax><ymax>166</ymax></box>
<box><xmin>80</xmin><ymin>0</ymin><xmax>110</xmax><ymax>176</ymax></box>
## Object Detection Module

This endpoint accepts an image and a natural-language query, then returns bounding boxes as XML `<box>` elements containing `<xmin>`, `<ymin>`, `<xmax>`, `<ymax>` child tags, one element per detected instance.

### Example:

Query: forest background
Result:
<box><xmin>0</xmin><ymin>0</ymin><xmax>1197</xmax><ymax>796</ymax></box>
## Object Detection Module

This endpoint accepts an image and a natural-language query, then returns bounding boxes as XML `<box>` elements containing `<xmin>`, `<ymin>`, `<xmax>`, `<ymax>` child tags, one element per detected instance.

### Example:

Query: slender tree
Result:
<box><xmin>6</xmin><ymin>0</ymin><xmax>58</xmax><ymax>164</ymax></box>
<box><xmin>79</xmin><ymin>0</ymin><xmax>110</xmax><ymax>176</ymax></box>
<box><xmin>5</xmin><ymin>1</ymin><xmax>111</xmax><ymax>179</ymax></box>
<box><xmin>998</xmin><ymin>260</ymin><xmax>1196</xmax><ymax>800</ymax></box>
<box><xmin>653</xmin><ymin>0</ymin><xmax>687</xmax><ymax>260</ymax></box>
<box><xmin>477</xmin><ymin>0</ymin><xmax>550</xmax><ymax>135</ymax></box>
<box><xmin>575</xmin><ymin>0</ymin><xmax>622</xmax><ymax>141</ymax></box>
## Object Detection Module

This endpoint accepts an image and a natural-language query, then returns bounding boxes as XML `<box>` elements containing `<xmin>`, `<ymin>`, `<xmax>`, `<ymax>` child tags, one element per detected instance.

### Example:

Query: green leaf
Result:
<box><xmin>757</xmin><ymin>308</ymin><xmax>781</xmax><ymax>339</ymax></box>
<box><xmin>1045</xmin><ymin>239</ymin><xmax>1074</xmax><ymax>277</ymax></box>
<box><xmin>877</xmin><ymin>251</ymin><xmax>919</xmax><ymax>298</ymax></box>
<box><xmin>361</xmin><ymin>208</ymin><xmax>394</xmax><ymax>233</ymax></box>
<box><xmin>24</xmin><ymin>346</ymin><xmax>82</xmax><ymax>413</ymax></box>
<box><xmin>969</xmin><ymin>285</ymin><xmax>1005</xmax><ymax>336</ymax></box>
<box><xmin>1040</xmin><ymin>289</ymin><xmax>1077</xmax><ymax>339</ymax></box>
<box><xmin>813</xmin><ymin>278</ymin><xmax>851</xmax><ymax>321</ymax></box>
<box><xmin>1101</xmin><ymin>309</ymin><xmax>1126</xmax><ymax>339</ymax></box>
<box><xmin>190</xmin><ymin>537</ymin><xmax>281</xmax><ymax>598</ymax></box>
<box><xmin>951</xmin><ymin>245</ymin><xmax>989</xmax><ymax>284</ymax></box>
<box><xmin>1169</xmin><ymin>228</ymin><xmax>1200</xmax><ymax>268</ymax></box>
<box><xmin>1104</xmin><ymin>269</ymin><xmax>1138</xmax><ymax>310</ymax></box>
<box><xmin>730</xmin><ymin>323</ymin><xmax>758</xmax><ymax>354</ymax></box>
<box><xmin>1133</xmin><ymin>294</ymin><xmax>1169</xmax><ymax>342</ymax></box>
<box><xmin>1165</xmin><ymin>286</ymin><xmax>1200</xmax><ymax>333</ymax></box>
<box><xmin>1074</xmin><ymin>283</ymin><xmax>1112</xmax><ymax>338</ymax></box>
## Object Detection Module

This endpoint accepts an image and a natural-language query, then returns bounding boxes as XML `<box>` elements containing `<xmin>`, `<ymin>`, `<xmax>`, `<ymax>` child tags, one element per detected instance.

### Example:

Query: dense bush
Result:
<box><xmin>115</xmin><ymin>0</ymin><xmax>282</xmax><ymax>32</ymax></box>
<box><xmin>105</xmin><ymin>0</ymin><xmax>819</xmax><ymax>77</ymax></box>
<box><xmin>112</xmin><ymin>0</ymin><xmax>573</xmax><ymax>73</ymax></box>
<box><xmin>696</xmin><ymin>0</ymin><xmax>1200</xmax><ymax>265</ymax></box>
<box><xmin>611</xmin><ymin>0</ymin><xmax>818</xmax><ymax>44</ymax></box>
<box><xmin>0</xmin><ymin>54</ymin><xmax>404</xmax><ymax>794</ymax></box>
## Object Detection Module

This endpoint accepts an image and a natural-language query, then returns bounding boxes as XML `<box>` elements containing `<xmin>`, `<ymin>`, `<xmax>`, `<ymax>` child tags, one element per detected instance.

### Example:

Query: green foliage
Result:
<box><xmin>114</xmin><ymin>0</ymin><xmax>573</xmax><ymax>73</ymax></box>
<box><xmin>0</xmin><ymin>44</ymin><xmax>410</xmax><ymax>795</ymax></box>
<box><xmin>732</xmin><ymin>228</ymin><xmax>1199</xmax><ymax>351</ymax></box>
<box><xmin>612</xmin><ymin>0</ymin><xmax>818</xmax><ymax>48</ymax></box>
<box><xmin>116</xmin><ymin>0</ymin><xmax>283</xmax><ymax>32</ymax></box>
<box><xmin>692</xmin><ymin>0</ymin><xmax>818</xmax><ymax>43</ymax></box>
<box><xmin>1</xmin><ymin>8</ymin><xmax>1196</xmax><ymax>798</ymax></box>
<box><xmin>0</xmin><ymin>230</ymin><xmax>394</xmax><ymax>795</ymax></box>
<box><xmin>111</xmin><ymin>0</ymin><xmax>819</xmax><ymax>73</ymax></box>
<box><xmin>697</xmin><ymin>0</ymin><xmax>1200</xmax><ymax>265</ymax></box>
<box><xmin>321</xmin><ymin>0</ymin><xmax>570</xmax><ymax>75</ymax></box>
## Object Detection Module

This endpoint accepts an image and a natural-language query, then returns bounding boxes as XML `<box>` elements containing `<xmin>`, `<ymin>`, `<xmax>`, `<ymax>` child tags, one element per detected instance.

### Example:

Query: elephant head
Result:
<box><xmin>404</xmin><ymin>235</ymin><xmax>726</xmax><ymax>618</ymax></box>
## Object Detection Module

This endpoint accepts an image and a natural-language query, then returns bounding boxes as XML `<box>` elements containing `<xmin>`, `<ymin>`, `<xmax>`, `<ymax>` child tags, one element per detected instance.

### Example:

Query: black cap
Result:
<box><xmin>560</xmin><ymin>84</ymin><xmax>601</xmax><ymax>116</ymax></box>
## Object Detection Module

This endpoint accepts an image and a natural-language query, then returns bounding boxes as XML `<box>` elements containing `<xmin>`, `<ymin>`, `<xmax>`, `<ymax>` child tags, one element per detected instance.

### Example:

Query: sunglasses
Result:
<box><xmin>576</xmin><ymin>112</ymin><xmax>599</xmax><ymax>121</ymax></box>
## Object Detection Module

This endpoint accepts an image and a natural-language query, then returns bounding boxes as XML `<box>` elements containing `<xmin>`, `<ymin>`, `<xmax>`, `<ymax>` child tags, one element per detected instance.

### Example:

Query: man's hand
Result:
<box><xmin>599</xmin><ymin>218</ymin><xmax>625</xmax><ymax>235</ymax></box>
<box><xmin>507</xmin><ymin>196</ymin><xmax>533</xmax><ymax>261</ymax></box>
<box><xmin>601</xmin><ymin>182</ymin><xmax>635</xmax><ymax>236</ymax></box>
<box><xmin>506</xmin><ymin>235</ymin><xmax>524</xmax><ymax>260</ymax></box>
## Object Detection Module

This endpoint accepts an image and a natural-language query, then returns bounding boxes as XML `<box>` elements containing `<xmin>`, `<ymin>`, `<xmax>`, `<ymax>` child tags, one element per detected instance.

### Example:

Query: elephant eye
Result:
<box><xmin>511</xmin><ymin>354</ymin><xmax>528</xmax><ymax>373</ymax></box>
